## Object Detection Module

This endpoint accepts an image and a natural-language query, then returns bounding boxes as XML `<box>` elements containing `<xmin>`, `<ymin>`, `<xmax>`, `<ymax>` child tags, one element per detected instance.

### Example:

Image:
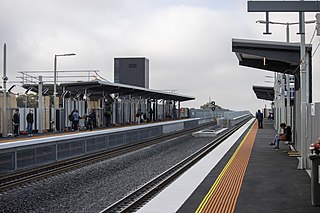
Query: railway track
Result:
<box><xmin>100</xmin><ymin>119</ymin><xmax>253</xmax><ymax>213</ymax></box>
<box><xmin>0</xmin><ymin>122</ymin><xmax>216</xmax><ymax>192</ymax></box>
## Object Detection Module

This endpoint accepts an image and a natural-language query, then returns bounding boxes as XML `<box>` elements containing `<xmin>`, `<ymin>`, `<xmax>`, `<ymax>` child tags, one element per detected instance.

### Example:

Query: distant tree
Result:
<box><xmin>16</xmin><ymin>94</ymin><xmax>38</xmax><ymax>108</ymax></box>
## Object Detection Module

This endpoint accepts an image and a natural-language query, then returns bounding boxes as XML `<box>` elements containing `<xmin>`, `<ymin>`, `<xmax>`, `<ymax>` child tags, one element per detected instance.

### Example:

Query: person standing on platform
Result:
<box><xmin>26</xmin><ymin>109</ymin><xmax>34</xmax><ymax>136</ymax></box>
<box><xmin>72</xmin><ymin>110</ymin><xmax>80</xmax><ymax>131</ymax></box>
<box><xmin>136</xmin><ymin>109</ymin><xmax>142</xmax><ymax>123</ymax></box>
<box><xmin>149</xmin><ymin>108</ymin><xmax>154</xmax><ymax>122</ymax></box>
<box><xmin>13</xmin><ymin>109</ymin><xmax>20</xmax><ymax>137</ymax></box>
<box><xmin>256</xmin><ymin>110</ymin><xmax>263</xmax><ymax>129</ymax></box>
<box><xmin>88</xmin><ymin>110</ymin><xmax>95</xmax><ymax>131</ymax></box>
<box><xmin>104</xmin><ymin>110</ymin><xmax>112</xmax><ymax>127</ymax></box>
<box><xmin>91</xmin><ymin>110</ymin><xmax>97</xmax><ymax>128</ymax></box>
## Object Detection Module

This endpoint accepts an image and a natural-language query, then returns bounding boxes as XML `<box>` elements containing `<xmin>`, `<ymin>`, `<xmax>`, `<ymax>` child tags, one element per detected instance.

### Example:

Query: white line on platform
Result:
<box><xmin>137</xmin><ymin>118</ymin><xmax>255</xmax><ymax>213</ymax></box>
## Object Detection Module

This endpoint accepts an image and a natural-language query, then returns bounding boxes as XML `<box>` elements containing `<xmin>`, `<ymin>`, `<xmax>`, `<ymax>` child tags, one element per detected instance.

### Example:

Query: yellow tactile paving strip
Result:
<box><xmin>196</xmin><ymin>121</ymin><xmax>258</xmax><ymax>213</ymax></box>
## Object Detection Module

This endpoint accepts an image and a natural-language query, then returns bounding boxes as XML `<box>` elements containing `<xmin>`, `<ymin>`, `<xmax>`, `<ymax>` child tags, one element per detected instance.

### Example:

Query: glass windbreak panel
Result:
<box><xmin>0</xmin><ymin>152</ymin><xmax>15</xmax><ymax>174</ymax></box>
<box><xmin>17</xmin><ymin>149</ymin><xmax>35</xmax><ymax>169</ymax></box>
<box><xmin>35</xmin><ymin>145</ymin><xmax>56</xmax><ymax>164</ymax></box>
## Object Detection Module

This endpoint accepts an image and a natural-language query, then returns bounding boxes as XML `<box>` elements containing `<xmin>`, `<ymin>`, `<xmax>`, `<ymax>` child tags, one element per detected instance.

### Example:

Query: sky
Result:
<box><xmin>1</xmin><ymin>0</ymin><xmax>320</xmax><ymax>114</ymax></box>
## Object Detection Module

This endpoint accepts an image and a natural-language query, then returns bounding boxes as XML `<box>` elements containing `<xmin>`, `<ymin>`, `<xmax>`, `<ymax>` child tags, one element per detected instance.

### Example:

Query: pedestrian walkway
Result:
<box><xmin>180</xmin><ymin>119</ymin><xmax>318</xmax><ymax>212</ymax></box>
<box><xmin>234</xmin><ymin>119</ymin><xmax>317</xmax><ymax>212</ymax></box>
<box><xmin>139</xmin><ymin>119</ymin><xmax>319</xmax><ymax>213</ymax></box>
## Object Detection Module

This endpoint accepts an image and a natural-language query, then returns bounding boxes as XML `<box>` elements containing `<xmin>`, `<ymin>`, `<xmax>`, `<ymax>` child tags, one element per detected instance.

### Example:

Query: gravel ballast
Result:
<box><xmin>0</xmin><ymin>131</ymin><xmax>218</xmax><ymax>213</ymax></box>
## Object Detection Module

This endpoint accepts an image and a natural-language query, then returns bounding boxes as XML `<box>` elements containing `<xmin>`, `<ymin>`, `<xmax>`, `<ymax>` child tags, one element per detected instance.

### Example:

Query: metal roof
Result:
<box><xmin>232</xmin><ymin>38</ymin><xmax>312</xmax><ymax>103</ymax></box>
<box><xmin>232</xmin><ymin>38</ymin><xmax>312</xmax><ymax>74</ymax></box>
<box><xmin>252</xmin><ymin>85</ymin><xmax>274</xmax><ymax>101</ymax></box>
<box><xmin>23</xmin><ymin>80</ymin><xmax>195</xmax><ymax>102</ymax></box>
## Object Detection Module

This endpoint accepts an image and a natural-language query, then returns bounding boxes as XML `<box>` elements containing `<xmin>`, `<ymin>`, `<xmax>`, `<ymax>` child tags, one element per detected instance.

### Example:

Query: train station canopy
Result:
<box><xmin>23</xmin><ymin>80</ymin><xmax>195</xmax><ymax>102</ymax></box>
<box><xmin>252</xmin><ymin>85</ymin><xmax>274</xmax><ymax>101</ymax></box>
<box><xmin>232</xmin><ymin>38</ymin><xmax>313</xmax><ymax>102</ymax></box>
<box><xmin>232</xmin><ymin>38</ymin><xmax>312</xmax><ymax>74</ymax></box>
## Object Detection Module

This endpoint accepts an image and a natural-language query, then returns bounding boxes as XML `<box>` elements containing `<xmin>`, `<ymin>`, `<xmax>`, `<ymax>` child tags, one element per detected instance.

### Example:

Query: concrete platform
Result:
<box><xmin>0</xmin><ymin>118</ymin><xmax>211</xmax><ymax>175</ymax></box>
<box><xmin>139</xmin><ymin>119</ymin><xmax>320</xmax><ymax>212</ymax></box>
<box><xmin>192</xmin><ymin>128</ymin><xmax>228</xmax><ymax>138</ymax></box>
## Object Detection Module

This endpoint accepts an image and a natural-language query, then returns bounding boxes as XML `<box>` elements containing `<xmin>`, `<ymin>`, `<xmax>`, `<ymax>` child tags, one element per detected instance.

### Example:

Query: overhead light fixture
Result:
<box><xmin>8</xmin><ymin>85</ymin><xmax>16</xmax><ymax>93</ymax></box>
<box><xmin>25</xmin><ymin>87</ymin><xmax>32</xmax><ymax>94</ymax></box>
<box><xmin>263</xmin><ymin>57</ymin><xmax>267</xmax><ymax>66</ymax></box>
<box><xmin>42</xmin><ymin>88</ymin><xmax>49</xmax><ymax>95</ymax></box>
<box><xmin>75</xmin><ymin>93</ymin><xmax>81</xmax><ymax>98</ymax></box>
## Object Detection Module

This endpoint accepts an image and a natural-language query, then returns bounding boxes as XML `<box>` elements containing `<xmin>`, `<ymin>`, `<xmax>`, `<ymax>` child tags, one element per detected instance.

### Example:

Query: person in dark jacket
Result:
<box><xmin>26</xmin><ymin>109</ymin><xmax>34</xmax><ymax>136</ymax></box>
<box><xmin>88</xmin><ymin>110</ymin><xmax>96</xmax><ymax>131</ymax></box>
<box><xmin>136</xmin><ymin>109</ymin><xmax>142</xmax><ymax>123</ymax></box>
<box><xmin>256</xmin><ymin>110</ymin><xmax>263</xmax><ymax>129</ymax></box>
<box><xmin>91</xmin><ymin>110</ymin><xmax>97</xmax><ymax>128</ymax></box>
<box><xmin>13</xmin><ymin>109</ymin><xmax>20</xmax><ymax>137</ymax></box>
<box><xmin>104</xmin><ymin>110</ymin><xmax>112</xmax><ymax>127</ymax></box>
<box><xmin>72</xmin><ymin>110</ymin><xmax>80</xmax><ymax>131</ymax></box>
<box><xmin>270</xmin><ymin>123</ymin><xmax>292</xmax><ymax>150</ymax></box>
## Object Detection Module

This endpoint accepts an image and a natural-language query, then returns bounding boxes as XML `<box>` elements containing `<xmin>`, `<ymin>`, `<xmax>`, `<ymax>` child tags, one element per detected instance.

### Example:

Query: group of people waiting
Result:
<box><xmin>11</xmin><ymin>108</ymin><xmax>98</xmax><ymax>137</ymax></box>
<box><xmin>135</xmin><ymin>109</ymin><xmax>145</xmax><ymax>124</ymax></box>
<box><xmin>12</xmin><ymin>109</ymin><xmax>34</xmax><ymax>137</ymax></box>
<box><xmin>135</xmin><ymin>108</ymin><xmax>155</xmax><ymax>124</ymax></box>
<box><xmin>256</xmin><ymin>109</ymin><xmax>292</xmax><ymax>150</ymax></box>
<box><xmin>69</xmin><ymin>109</ymin><xmax>96</xmax><ymax>131</ymax></box>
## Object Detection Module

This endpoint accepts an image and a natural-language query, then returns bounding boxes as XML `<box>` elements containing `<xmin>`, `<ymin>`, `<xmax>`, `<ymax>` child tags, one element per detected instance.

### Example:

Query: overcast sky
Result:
<box><xmin>1</xmin><ymin>0</ymin><xmax>320</xmax><ymax>113</ymax></box>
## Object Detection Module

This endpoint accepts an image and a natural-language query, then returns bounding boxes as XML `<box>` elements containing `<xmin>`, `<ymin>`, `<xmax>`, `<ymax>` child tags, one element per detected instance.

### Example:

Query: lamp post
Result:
<box><xmin>53</xmin><ymin>53</ymin><xmax>76</xmax><ymax>132</ymax></box>
<box><xmin>256</xmin><ymin>20</ymin><xmax>316</xmax><ymax>43</ymax></box>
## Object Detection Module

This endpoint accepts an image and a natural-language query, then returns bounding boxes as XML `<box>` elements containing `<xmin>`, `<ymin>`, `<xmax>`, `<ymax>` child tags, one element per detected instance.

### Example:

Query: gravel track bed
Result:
<box><xmin>0</xmin><ymin>131</ymin><xmax>217</xmax><ymax>213</ymax></box>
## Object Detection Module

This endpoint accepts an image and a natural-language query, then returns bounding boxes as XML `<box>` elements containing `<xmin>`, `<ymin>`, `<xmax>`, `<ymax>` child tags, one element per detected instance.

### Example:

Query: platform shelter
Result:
<box><xmin>21</xmin><ymin>80</ymin><xmax>194</xmax><ymax>133</ymax></box>
<box><xmin>232</xmin><ymin>38</ymin><xmax>315</xmax><ymax>169</ymax></box>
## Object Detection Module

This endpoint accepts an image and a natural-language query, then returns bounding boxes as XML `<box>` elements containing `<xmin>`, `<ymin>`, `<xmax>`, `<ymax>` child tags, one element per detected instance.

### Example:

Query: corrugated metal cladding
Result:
<box><xmin>114</xmin><ymin>57</ymin><xmax>149</xmax><ymax>89</ymax></box>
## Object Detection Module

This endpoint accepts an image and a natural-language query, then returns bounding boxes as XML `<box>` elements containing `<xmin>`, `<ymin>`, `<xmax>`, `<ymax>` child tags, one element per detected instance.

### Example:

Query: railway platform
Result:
<box><xmin>138</xmin><ymin>119</ymin><xmax>319</xmax><ymax>213</ymax></box>
<box><xmin>0</xmin><ymin>117</ymin><xmax>218</xmax><ymax>175</ymax></box>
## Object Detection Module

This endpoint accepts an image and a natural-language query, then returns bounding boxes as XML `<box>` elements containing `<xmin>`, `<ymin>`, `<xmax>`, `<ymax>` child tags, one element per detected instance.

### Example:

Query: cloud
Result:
<box><xmin>0</xmin><ymin>0</ymin><xmax>319</xmax><ymax>114</ymax></box>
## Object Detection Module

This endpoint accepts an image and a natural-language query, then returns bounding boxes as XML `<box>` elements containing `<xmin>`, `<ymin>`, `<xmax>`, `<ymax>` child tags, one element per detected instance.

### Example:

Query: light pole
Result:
<box><xmin>53</xmin><ymin>53</ymin><xmax>76</xmax><ymax>132</ymax></box>
<box><xmin>256</xmin><ymin>20</ymin><xmax>316</xmax><ymax>43</ymax></box>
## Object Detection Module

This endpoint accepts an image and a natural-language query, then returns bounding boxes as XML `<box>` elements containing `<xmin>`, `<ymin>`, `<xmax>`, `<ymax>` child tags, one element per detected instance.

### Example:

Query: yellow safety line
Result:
<box><xmin>195</xmin><ymin>121</ymin><xmax>256</xmax><ymax>213</ymax></box>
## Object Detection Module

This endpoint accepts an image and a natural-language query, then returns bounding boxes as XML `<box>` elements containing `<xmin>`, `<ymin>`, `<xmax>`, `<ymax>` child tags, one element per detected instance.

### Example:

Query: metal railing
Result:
<box><xmin>17</xmin><ymin>70</ymin><xmax>104</xmax><ymax>85</ymax></box>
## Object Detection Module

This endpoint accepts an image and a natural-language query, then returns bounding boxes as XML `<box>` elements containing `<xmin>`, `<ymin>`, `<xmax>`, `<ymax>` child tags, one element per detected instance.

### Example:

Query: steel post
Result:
<box><xmin>298</xmin><ymin>8</ymin><xmax>307</xmax><ymax>169</ymax></box>
<box><xmin>38</xmin><ymin>76</ymin><xmax>43</xmax><ymax>134</ymax></box>
<box><xmin>53</xmin><ymin>55</ymin><xmax>57</xmax><ymax>132</ymax></box>
<box><xmin>2</xmin><ymin>43</ymin><xmax>7</xmax><ymax>137</ymax></box>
